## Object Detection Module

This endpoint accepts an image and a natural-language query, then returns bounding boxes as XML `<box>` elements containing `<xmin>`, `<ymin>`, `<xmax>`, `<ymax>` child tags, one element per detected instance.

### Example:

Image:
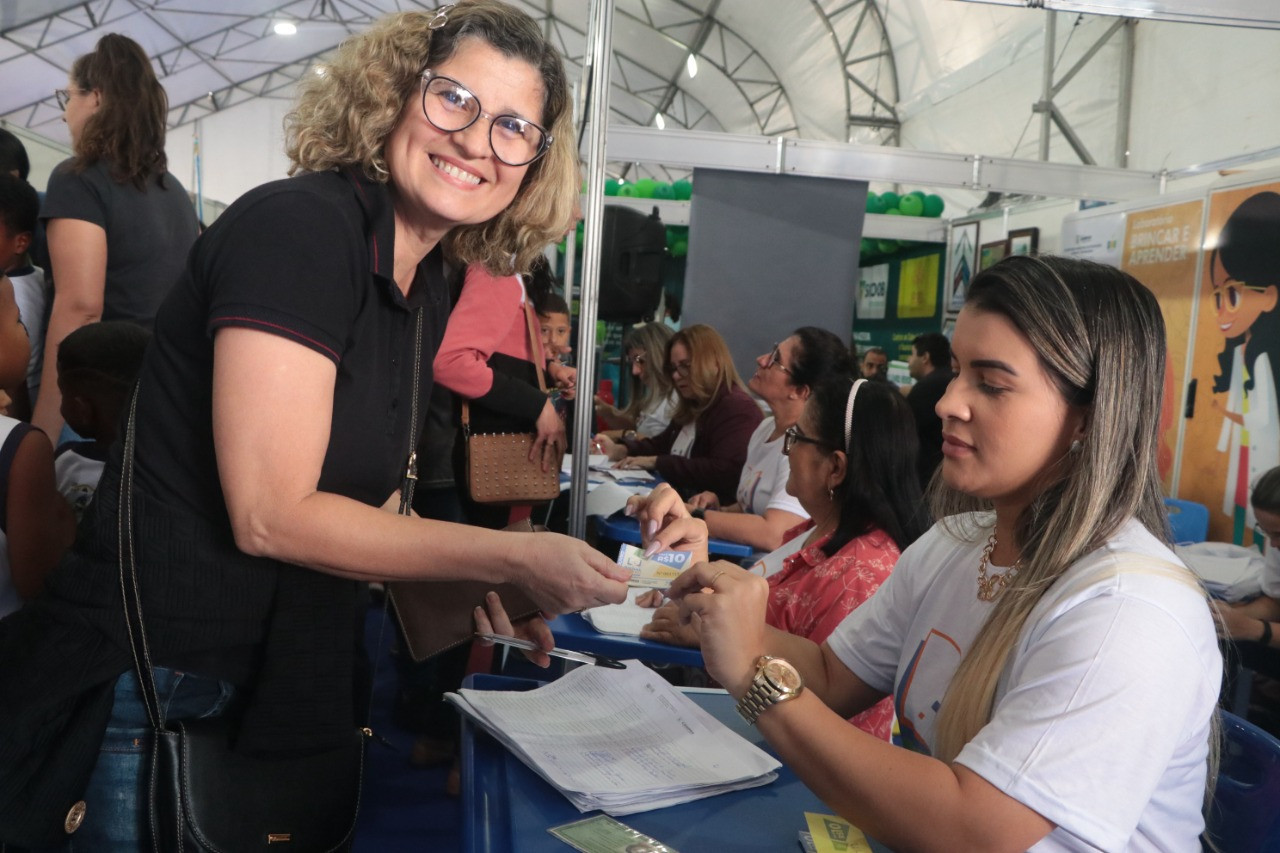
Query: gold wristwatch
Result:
<box><xmin>736</xmin><ymin>656</ymin><xmax>803</xmax><ymax>725</ymax></box>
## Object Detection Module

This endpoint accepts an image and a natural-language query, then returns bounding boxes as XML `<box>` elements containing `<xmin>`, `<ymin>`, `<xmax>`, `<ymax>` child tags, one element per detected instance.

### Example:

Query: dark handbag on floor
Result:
<box><xmin>118</xmin><ymin>310</ymin><xmax>428</xmax><ymax>851</ymax></box>
<box><xmin>462</xmin><ymin>300</ymin><xmax>561</xmax><ymax>505</ymax></box>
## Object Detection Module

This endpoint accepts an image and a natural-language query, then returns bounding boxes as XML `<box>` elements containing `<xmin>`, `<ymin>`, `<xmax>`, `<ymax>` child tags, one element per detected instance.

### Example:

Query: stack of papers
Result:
<box><xmin>1175</xmin><ymin>542</ymin><xmax>1265</xmax><ymax>602</ymax></box>
<box><xmin>447</xmin><ymin>662</ymin><xmax>780</xmax><ymax>815</ymax></box>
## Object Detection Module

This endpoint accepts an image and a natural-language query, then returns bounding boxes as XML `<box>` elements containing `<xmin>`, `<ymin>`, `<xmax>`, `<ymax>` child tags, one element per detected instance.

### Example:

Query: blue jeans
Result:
<box><xmin>44</xmin><ymin>668</ymin><xmax>235</xmax><ymax>851</ymax></box>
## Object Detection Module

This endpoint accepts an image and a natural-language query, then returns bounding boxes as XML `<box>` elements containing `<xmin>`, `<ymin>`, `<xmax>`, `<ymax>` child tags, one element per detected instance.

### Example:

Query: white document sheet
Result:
<box><xmin>581</xmin><ymin>587</ymin><xmax>660</xmax><ymax>637</ymax></box>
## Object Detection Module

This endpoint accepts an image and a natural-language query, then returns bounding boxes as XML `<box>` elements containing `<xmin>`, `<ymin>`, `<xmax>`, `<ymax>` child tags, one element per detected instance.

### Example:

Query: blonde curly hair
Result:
<box><xmin>285</xmin><ymin>1</ymin><xmax>577</xmax><ymax>275</ymax></box>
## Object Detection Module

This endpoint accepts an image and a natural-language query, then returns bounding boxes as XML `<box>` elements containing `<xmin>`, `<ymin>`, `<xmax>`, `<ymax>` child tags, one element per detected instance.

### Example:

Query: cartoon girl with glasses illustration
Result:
<box><xmin>1212</xmin><ymin>190</ymin><xmax>1280</xmax><ymax>543</ymax></box>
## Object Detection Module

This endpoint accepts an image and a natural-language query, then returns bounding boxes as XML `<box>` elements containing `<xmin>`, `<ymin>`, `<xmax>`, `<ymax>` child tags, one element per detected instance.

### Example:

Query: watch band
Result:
<box><xmin>735</xmin><ymin>656</ymin><xmax>802</xmax><ymax>725</ymax></box>
<box><xmin>690</xmin><ymin>507</ymin><xmax>706</xmax><ymax>521</ymax></box>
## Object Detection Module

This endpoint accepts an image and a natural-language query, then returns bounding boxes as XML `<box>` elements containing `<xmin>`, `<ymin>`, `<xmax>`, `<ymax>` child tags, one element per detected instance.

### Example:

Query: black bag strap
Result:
<box><xmin>118</xmin><ymin>307</ymin><xmax>426</xmax><ymax>733</ymax></box>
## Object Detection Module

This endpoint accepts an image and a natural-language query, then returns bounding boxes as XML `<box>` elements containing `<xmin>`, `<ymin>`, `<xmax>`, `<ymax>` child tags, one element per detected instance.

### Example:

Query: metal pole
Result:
<box><xmin>1039</xmin><ymin>11</ymin><xmax>1056</xmax><ymax>162</ymax></box>
<box><xmin>1115</xmin><ymin>19</ymin><xmax>1135</xmax><ymax>167</ymax></box>
<box><xmin>568</xmin><ymin>0</ymin><xmax>615</xmax><ymax>540</ymax></box>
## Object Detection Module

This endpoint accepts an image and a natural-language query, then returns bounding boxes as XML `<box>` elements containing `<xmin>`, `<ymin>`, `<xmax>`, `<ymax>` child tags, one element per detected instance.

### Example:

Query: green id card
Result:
<box><xmin>549</xmin><ymin>815</ymin><xmax>680</xmax><ymax>853</ymax></box>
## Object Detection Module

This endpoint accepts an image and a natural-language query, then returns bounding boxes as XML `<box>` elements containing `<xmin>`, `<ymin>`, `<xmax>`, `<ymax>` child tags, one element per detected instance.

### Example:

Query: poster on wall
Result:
<box><xmin>1061</xmin><ymin>209</ymin><xmax>1126</xmax><ymax>266</ymax></box>
<box><xmin>947</xmin><ymin>223</ymin><xmax>977</xmax><ymax>311</ymax></box>
<box><xmin>1118</xmin><ymin>200</ymin><xmax>1205</xmax><ymax>496</ymax></box>
<box><xmin>856</xmin><ymin>264</ymin><xmax>889</xmax><ymax>320</ymax></box>
<box><xmin>1184</xmin><ymin>183</ymin><xmax>1280</xmax><ymax>546</ymax></box>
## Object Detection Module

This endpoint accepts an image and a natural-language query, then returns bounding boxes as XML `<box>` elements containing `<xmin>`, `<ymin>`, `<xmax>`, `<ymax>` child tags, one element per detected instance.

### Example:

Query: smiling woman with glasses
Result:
<box><xmin>0</xmin><ymin>4</ymin><xmax>630</xmax><ymax>847</ymax></box>
<box><xmin>595</xmin><ymin>323</ymin><xmax>762</xmax><ymax>504</ymax></box>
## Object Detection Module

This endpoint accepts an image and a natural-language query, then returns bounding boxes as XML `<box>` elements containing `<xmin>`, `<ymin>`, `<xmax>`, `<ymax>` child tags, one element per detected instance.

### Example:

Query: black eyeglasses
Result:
<box><xmin>624</xmin><ymin>353</ymin><xmax>646</xmax><ymax>366</ymax></box>
<box><xmin>419</xmin><ymin>71</ymin><xmax>551</xmax><ymax>167</ymax></box>
<box><xmin>766</xmin><ymin>342</ymin><xmax>791</xmax><ymax>375</ymax></box>
<box><xmin>54</xmin><ymin>88</ymin><xmax>87</xmax><ymax>110</ymax></box>
<box><xmin>782</xmin><ymin>424</ymin><xmax>834</xmax><ymax>456</ymax></box>
<box><xmin>668</xmin><ymin>359</ymin><xmax>693</xmax><ymax>377</ymax></box>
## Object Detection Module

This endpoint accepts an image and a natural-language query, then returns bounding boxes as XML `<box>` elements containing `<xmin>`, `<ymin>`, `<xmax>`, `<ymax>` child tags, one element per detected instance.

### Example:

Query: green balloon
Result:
<box><xmin>923</xmin><ymin>194</ymin><xmax>945</xmax><ymax>217</ymax></box>
<box><xmin>909</xmin><ymin>190</ymin><xmax>927</xmax><ymax>201</ymax></box>
<box><xmin>673</xmin><ymin>179</ymin><xmax>693</xmax><ymax>200</ymax></box>
<box><xmin>898</xmin><ymin>194</ymin><xmax>924</xmax><ymax>216</ymax></box>
<box><xmin>653</xmin><ymin>182</ymin><xmax>675</xmax><ymax>200</ymax></box>
<box><xmin>635</xmin><ymin>178</ymin><xmax>658</xmax><ymax>198</ymax></box>
<box><xmin>860</xmin><ymin>238</ymin><xmax>875</xmax><ymax>255</ymax></box>
<box><xmin>604</xmin><ymin>178</ymin><xmax>620</xmax><ymax>196</ymax></box>
<box><xmin>618</xmin><ymin>183</ymin><xmax>638</xmax><ymax>197</ymax></box>
<box><xmin>876</xmin><ymin>239</ymin><xmax>898</xmax><ymax>254</ymax></box>
<box><xmin>672</xmin><ymin>239</ymin><xmax>688</xmax><ymax>257</ymax></box>
<box><xmin>879</xmin><ymin>191</ymin><xmax>900</xmax><ymax>210</ymax></box>
<box><xmin>884</xmin><ymin>207</ymin><xmax>902</xmax><ymax>217</ymax></box>
<box><xmin>866</xmin><ymin>192</ymin><xmax>884</xmax><ymax>214</ymax></box>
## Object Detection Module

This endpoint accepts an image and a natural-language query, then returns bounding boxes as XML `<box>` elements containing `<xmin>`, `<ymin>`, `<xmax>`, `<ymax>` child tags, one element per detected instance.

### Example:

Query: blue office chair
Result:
<box><xmin>1205</xmin><ymin>711</ymin><xmax>1280</xmax><ymax>852</ymax></box>
<box><xmin>1164</xmin><ymin>497</ymin><xmax>1209</xmax><ymax>544</ymax></box>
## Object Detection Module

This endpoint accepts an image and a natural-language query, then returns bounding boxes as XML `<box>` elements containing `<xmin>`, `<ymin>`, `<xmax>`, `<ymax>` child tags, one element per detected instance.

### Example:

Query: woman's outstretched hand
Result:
<box><xmin>625</xmin><ymin>483</ymin><xmax>710</xmax><ymax>564</ymax></box>
<box><xmin>509</xmin><ymin>531</ymin><xmax>630</xmax><ymax>617</ymax></box>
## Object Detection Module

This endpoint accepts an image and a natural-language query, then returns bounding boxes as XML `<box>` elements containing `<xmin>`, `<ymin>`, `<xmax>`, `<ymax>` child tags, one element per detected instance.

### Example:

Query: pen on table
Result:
<box><xmin>475</xmin><ymin>632</ymin><xmax>626</xmax><ymax>669</ymax></box>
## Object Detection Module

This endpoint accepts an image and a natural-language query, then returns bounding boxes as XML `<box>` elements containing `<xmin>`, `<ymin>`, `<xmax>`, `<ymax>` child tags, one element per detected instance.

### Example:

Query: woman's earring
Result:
<box><xmin>828</xmin><ymin>487</ymin><xmax>836</xmax><ymax>502</ymax></box>
<box><xmin>1070</xmin><ymin>439</ymin><xmax>1083</xmax><ymax>454</ymax></box>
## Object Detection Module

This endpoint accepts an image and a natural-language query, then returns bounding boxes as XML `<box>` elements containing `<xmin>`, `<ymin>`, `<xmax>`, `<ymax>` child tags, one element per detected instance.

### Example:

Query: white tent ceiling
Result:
<box><xmin>3</xmin><ymin>0</ymin><xmax>1280</xmax><ymax>210</ymax></box>
<box><xmin>0</xmin><ymin>0</ymin><xmax>902</xmax><ymax>156</ymax></box>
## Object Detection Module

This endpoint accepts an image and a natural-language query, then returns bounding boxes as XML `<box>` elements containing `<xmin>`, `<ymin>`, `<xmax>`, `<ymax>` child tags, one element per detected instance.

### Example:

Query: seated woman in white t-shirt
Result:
<box><xmin>685</xmin><ymin>327</ymin><xmax>855</xmax><ymax>553</ymax></box>
<box><xmin>633</xmin><ymin>256</ymin><xmax>1222</xmax><ymax>851</ymax></box>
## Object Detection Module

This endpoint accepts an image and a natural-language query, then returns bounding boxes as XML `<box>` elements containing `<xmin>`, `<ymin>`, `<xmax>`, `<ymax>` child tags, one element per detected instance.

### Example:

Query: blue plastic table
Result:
<box><xmin>459</xmin><ymin>674</ymin><xmax>887</xmax><ymax>853</ymax></box>
<box><xmin>546</xmin><ymin>612</ymin><xmax>704</xmax><ymax>668</ymax></box>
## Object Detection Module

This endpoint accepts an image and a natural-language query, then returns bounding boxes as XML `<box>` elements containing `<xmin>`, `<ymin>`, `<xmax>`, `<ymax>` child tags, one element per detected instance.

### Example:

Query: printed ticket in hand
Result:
<box><xmin>616</xmin><ymin>543</ymin><xmax>692</xmax><ymax>588</ymax></box>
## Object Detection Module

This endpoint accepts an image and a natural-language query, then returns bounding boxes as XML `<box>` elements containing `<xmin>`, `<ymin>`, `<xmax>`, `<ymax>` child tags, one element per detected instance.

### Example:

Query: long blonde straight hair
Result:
<box><xmin>930</xmin><ymin>255</ymin><xmax>1173</xmax><ymax>762</ymax></box>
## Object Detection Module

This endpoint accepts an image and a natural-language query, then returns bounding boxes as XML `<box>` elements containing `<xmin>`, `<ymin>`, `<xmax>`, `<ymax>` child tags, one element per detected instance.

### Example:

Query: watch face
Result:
<box><xmin>762</xmin><ymin>659</ymin><xmax>802</xmax><ymax>692</ymax></box>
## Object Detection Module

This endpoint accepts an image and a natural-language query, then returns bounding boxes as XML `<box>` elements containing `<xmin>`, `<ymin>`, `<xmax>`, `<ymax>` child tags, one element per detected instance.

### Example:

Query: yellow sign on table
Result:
<box><xmin>804</xmin><ymin>812</ymin><xmax>872</xmax><ymax>853</ymax></box>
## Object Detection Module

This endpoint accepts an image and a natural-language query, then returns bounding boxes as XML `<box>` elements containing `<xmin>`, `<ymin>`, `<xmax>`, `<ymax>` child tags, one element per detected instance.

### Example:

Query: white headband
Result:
<box><xmin>844</xmin><ymin>378</ymin><xmax>867</xmax><ymax>448</ymax></box>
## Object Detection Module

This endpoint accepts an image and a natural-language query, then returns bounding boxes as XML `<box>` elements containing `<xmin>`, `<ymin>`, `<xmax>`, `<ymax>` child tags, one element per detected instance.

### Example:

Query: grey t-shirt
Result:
<box><xmin>41</xmin><ymin>159</ymin><xmax>199</xmax><ymax>328</ymax></box>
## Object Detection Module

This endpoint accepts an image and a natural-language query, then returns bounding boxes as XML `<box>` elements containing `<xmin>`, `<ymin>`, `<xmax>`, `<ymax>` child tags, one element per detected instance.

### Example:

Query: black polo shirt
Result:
<box><xmin>134</xmin><ymin>168</ymin><xmax>449</xmax><ymax>524</ymax></box>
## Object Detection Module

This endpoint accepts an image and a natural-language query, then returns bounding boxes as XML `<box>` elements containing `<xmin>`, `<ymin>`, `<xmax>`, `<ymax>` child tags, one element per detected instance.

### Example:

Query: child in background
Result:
<box><xmin>538</xmin><ymin>292</ymin><xmax>576</xmax><ymax>406</ymax></box>
<box><xmin>0</xmin><ymin>174</ymin><xmax>49</xmax><ymax>417</ymax></box>
<box><xmin>0</xmin><ymin>273</ymin><xmax>74</xmax><ymax>617</ymax></box>
<box><xmin>54</xmin><ymin>320</ymin><xmax>151</xmax><ymax>518</ymax></box>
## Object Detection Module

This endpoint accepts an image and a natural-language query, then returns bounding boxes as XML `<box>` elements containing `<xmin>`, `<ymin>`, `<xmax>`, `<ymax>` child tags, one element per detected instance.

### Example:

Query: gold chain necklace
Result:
<box><xmin>976</xmin><ymin>532</ymin><xmax>1021</xmax><ymax>602</ymax></box>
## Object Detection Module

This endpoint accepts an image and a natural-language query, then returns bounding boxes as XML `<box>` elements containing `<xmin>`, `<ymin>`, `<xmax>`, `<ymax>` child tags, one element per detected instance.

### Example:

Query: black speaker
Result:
<box><xmin>596</xmin><ymin>205</ymin><xmax>667</xmax><ymax>323</ymax></box>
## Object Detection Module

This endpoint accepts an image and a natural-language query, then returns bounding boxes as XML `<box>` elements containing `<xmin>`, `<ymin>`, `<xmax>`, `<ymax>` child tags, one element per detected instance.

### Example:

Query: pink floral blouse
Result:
<box><xmin>765</xmin><ymin>522</ymin><xmax>899</xmax><ymax>739</ymax></box>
